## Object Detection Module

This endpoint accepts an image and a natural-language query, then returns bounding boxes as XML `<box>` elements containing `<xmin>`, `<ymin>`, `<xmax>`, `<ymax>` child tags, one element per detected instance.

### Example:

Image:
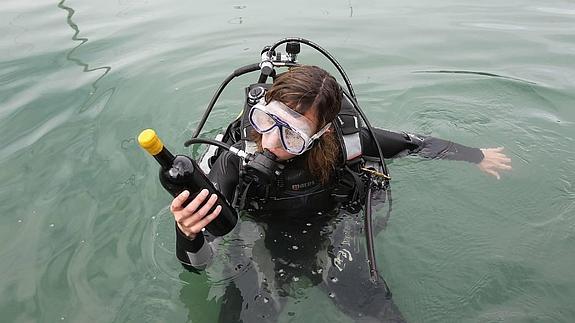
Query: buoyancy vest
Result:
<box><xmin>213</xmin><ymin>83</ymin><xmax>371</xmax><ymax>214</ymax></box>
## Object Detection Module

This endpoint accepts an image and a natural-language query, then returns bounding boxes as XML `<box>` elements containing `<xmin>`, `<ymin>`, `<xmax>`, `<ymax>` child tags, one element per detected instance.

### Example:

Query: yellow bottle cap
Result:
<box><xmin>138</xmin><ymin>129</ymin><xmax>164</xmax><ymax>155</ymax></box>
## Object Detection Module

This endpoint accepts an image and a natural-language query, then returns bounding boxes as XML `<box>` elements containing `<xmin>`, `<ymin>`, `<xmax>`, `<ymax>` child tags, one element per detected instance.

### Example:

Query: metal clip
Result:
<box><xmin>361</xmin><ymin>167</ymin><xmax>391</xmax><ymax>180</ymax></box>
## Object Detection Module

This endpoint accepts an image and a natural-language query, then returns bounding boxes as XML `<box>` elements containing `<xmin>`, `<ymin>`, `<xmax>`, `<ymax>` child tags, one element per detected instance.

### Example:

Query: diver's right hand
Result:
<box><xmin>170</xmin><ymin>189</ymin><xmax>222</xmax><ymax>240</ymax></box>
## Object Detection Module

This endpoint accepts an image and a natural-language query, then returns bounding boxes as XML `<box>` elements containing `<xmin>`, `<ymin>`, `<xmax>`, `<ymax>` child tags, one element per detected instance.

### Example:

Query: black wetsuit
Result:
<box><xmin>175</xmin><ymin>127</ymin><xmax>483</xmax><ymax>322</ymax></box>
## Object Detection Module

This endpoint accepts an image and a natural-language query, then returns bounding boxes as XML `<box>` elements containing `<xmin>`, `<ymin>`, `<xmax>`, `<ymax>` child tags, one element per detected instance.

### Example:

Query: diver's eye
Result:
<box><xmin>282</xmin><ymin>127</ymin><xmax>305</xmax><ymax>151</ymax></box>
<box><xmin>250</xmin><ymin>108</ymin><xmax>276</xmax><ymax>132</ymax></box>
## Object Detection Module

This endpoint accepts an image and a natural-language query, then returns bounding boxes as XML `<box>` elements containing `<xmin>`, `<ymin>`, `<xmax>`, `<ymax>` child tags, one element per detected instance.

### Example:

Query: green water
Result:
<box><xmin>1</xmin><ymin>0</ymin><xmax>574</xmax><ymax>322</ymax></box>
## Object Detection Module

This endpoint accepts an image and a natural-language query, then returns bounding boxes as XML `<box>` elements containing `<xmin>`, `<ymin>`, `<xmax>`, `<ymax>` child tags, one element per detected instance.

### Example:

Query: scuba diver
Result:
<box><xmin>168</xmin><ymin>38</ymin><xmax>512</xmax><ymax>322</ymax></box>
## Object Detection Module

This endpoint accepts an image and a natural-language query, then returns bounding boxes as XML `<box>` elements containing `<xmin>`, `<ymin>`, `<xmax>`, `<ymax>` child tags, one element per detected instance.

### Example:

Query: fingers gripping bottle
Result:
<box><xmin>138</xmin><ymin>129</ymin><xmax>238</xmax><ymax>236</ymax></box>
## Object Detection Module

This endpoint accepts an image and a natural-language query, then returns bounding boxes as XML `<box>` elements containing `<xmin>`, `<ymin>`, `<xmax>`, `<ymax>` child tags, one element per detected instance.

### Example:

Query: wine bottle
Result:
<box><xmin>138</xmin><ymin>129</ymin><xmax>238</xmax><ymax>236</ymax></box>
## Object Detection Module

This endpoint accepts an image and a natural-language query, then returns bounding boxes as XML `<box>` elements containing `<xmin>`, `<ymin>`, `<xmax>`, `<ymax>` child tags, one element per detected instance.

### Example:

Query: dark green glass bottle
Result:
<box><xmin>138</xmin><ymin>129</ymin><xmax>237</xmax><ymax>236</ymax></box>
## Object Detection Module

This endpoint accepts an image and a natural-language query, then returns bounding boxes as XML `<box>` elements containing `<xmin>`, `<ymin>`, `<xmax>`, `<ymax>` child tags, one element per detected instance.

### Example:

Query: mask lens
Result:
<box><xmin>250</xmin><ymin>108</ymin><xmax>276</xmax><ymax>133</ymax></box>
<box><xmin>281</xmin><ymin>127</ymin><xmax>306</xmax><ymax>153</ymax></box>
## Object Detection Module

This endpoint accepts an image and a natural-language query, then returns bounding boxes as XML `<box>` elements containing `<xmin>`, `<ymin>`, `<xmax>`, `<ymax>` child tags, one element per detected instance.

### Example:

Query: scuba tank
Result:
<box><xmin>138</xmin><ymin>129</ymin><xmax>238</xmax><ymax>236</ymax></box>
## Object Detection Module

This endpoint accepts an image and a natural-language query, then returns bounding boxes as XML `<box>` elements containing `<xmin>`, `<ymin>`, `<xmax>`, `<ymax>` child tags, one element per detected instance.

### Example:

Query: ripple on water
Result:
<box><xmin>0</xmin><ymin>108</ymin><xmax>75</xmax><ymax>161</ymax></box>
<box><xmin>532</xmin><ymin>7</ymin><xmax>575</xmax><ymax>16</ymax></box>
<box><xmin>462</xmin><ymin>22</ymin><xmax>528</xmax><ymax>31</ymax></box>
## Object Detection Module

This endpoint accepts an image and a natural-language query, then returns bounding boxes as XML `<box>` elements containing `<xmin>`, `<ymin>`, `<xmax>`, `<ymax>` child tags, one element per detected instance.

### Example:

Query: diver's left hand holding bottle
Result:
<box><xmin>138</xmin><ymin>129</ymin><xmax>238</xmax><ymax>236</ymax></box>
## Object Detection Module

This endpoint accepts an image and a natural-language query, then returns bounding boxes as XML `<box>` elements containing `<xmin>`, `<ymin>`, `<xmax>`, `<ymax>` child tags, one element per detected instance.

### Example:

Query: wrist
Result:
<box><xmin>176</xmin><ymin>222</ymin><xmax>196</xmax><ymax>240</ymax></box>
<box><xmin>175</xmin><ymin>222</ymin><xmax>205</xmax><ymax>252</ymax></box>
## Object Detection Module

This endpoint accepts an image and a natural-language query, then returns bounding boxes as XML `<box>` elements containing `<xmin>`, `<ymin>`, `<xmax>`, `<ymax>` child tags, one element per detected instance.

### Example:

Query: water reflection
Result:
<box><xmin>57</xmin><ymin>0</ymin><xmax>113</xmax><ymax>113</ymax></box>
<box><xmin>413</xmin><ymin>70</ymin><xmax>537</xmax><ymax>85</ymax></box>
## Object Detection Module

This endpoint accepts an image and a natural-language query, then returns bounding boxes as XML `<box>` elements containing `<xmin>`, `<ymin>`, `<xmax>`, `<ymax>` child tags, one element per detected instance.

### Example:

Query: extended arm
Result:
<box><xmin>360</xmin><ymin>128</ymin><xmax>512</xmax><ymax>178</ymax></box>
<box><xmin>360</xmin><ymin>127</ymin><xmax>484</xmax><ymax>163</ymax></box>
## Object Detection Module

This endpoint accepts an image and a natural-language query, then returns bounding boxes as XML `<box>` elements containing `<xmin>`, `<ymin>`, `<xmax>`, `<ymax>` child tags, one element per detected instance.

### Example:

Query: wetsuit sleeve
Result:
<box><xmin>175</xmin><ymin>227</ymin><xmax>212</xmax><ymax>273</ymax></box>
<box><xmin>360</xmin><ymin>127</ymin><xmax>484</xmax><ymax>163</ymax></box>
<box><xmin>174</xmin><ymin>150</ymin><xmax>240</xmax><ymax>273</ymax></box>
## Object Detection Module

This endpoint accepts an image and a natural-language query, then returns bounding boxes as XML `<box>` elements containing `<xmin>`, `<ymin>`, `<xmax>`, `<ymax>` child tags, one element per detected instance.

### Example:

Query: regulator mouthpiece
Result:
<box><xmin>243</xmin><ymin>149</ymin><xmax>284</xmax><ymax>184</ymax></box>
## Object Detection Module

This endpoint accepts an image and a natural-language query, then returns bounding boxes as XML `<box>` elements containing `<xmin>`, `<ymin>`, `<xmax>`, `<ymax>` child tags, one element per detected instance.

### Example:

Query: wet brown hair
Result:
<box><xmin>253</xmin><ymin>65</ymin><xmax>342</xmax><ymax>183</ymax></box>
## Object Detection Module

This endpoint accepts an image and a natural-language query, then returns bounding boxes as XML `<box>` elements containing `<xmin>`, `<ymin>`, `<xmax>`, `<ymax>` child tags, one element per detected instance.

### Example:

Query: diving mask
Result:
<box><xmin>249</xmin><ymin>100</ymin><xmax>331</xmax><ymax>155</ymax></box>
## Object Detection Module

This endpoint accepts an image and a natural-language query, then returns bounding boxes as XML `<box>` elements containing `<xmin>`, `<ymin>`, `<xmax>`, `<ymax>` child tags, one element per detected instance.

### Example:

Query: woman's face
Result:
<box><xmin>261</xmin><ymin>106</ymin><xmax>321</xmax><ymax>161</ymax></box>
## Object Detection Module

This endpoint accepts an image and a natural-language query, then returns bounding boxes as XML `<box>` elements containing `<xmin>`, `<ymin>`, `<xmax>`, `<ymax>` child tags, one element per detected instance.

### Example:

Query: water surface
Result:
<box><xmin>1</xmin><ymin>0</ymin><xmax>574</xmax><ymax>322</ymax></box>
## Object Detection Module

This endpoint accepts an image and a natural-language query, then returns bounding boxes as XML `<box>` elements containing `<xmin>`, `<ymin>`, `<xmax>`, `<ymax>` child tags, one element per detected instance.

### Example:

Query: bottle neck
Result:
<box><xmin>153</xmin><ymin>147</ymin><xmax>175</xmax><ymax>169</ymax></box>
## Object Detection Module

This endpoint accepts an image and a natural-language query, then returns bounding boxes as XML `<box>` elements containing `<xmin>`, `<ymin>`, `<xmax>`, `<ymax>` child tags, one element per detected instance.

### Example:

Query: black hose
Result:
<box><xmin>364</xmin><ymin>184</ymin><xmax>379</xmax><ymax>282</ymax></box>
<box><xmin>268</xmin><ymin>37</ymin><xmax>357</xmax><ymax>99</ymax></box>
<box><xmin>347</xmin><ymin>94</ymin><xmax>391</xmax><ymax>178</ymax></box>
<box><xmin>184</xmin><ymin>138</ymin><xmax>232</xmax><ymax>150</ymax></box>
<box><xmin>191</xmin><ymin>63</ymin><xmax>260</xmax><ymax>139</ymax></box>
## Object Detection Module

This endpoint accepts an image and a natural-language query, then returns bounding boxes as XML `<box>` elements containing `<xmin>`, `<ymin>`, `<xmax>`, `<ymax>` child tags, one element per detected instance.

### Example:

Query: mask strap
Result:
<box><xmin>309</xmin><ymin>122</ymin><xmax>331</xmax><ymax>141</ymax></box>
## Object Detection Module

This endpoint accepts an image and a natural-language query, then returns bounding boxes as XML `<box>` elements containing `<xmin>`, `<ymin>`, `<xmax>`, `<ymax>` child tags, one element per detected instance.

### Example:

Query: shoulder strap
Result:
<box><xmin>334</xmin><ymin>90</ymin><xmax>363</xmax><ymax>162</ymax></box>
